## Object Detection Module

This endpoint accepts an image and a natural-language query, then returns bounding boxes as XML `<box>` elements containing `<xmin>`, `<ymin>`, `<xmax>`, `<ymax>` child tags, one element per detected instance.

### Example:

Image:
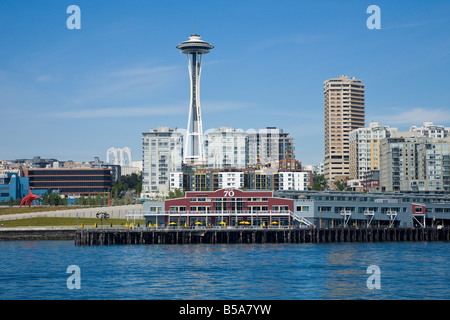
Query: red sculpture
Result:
<box><xmin>20</xmin><ymin>187</ymin><xmax>40</xmax><ymax>208</ymax></box>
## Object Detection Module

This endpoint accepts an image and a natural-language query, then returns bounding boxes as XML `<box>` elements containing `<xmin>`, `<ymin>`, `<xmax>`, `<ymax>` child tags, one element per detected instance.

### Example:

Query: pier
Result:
<box><xmin>74</xmin><ymin>227</ymin><xmax>450</xmax><ymax>245</ymax></box>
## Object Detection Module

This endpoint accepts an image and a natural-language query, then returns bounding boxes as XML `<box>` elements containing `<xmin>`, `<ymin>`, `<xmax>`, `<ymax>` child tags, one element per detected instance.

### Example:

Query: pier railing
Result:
<box><xmin>134</xmin><ymin>210</ymin><xmax>295</xmax><ymax>217</ymax></box>
<box><xmin>127</xmin><ymin>210</ymin><xmax>316</xmax><ymax>228</ymax></box>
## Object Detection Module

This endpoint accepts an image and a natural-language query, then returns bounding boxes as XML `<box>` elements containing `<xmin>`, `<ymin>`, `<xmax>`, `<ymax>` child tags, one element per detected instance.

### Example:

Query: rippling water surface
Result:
<box><xmin>0</xmin><ymin>241</ymin><xmax>448</xmax><ymax>299</ymax></box>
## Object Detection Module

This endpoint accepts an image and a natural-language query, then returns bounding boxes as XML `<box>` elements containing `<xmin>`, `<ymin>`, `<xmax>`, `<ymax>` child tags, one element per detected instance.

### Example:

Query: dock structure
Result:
<box><xmin>138</xmin><ymin>188</ymin><xmax>450</xmax><ymax>231</ymax></box>
<box><xmin>74</xmin><ymin>227</ymin><xmax>450</xmax><ymax>246</ymax></box>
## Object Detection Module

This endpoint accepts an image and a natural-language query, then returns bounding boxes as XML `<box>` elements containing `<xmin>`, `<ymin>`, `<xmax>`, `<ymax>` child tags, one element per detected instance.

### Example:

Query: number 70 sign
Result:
<box><xmin>223</xmin><ymin>189</ymin><xmax>235</xmax><ymax>197</ymax></box>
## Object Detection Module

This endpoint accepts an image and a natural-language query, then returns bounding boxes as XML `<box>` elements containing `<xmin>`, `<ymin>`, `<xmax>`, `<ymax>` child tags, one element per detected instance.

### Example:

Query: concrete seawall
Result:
<box><xmin>0</xmin><ymin>227</ymin><xmax>76</xmax><ymax>240</ymax></box>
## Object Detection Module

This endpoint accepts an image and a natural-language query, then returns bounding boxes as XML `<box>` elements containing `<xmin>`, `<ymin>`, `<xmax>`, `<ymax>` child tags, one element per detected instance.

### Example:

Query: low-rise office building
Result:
<box><xmin>23</xmin><ymin>168</ymin><xmax>113</xmax><ymax>196</ymax></box>
<box><xmin>142</xmin><ymin>188</ymin><xmax>294</xmax><ymax>227</ymax></box>
<box><xmin>140</xmin><ymin>188</ymin><xmax>450</xmax><ymax>229</ymax></box>
<box><xmin>277</xmin><ymin>190</ymin><xmax>450</xmax><ymax>228</ymax></box>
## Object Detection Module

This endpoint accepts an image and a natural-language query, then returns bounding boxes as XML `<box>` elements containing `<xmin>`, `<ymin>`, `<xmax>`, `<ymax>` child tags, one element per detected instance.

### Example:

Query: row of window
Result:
<box><xmin>31</xmin><ymin>182</ymin><xmax>111</xmax><ymax>187</ymax></box>
<box><xmin>168</xmin><ymin>205</ymin><xmax>290</xmax><ymax>212</ymax></box>
<box><xmin>28</xmin><ymin>170</ymin><xmax>111</xmax><ymax>176</ymax></box>
<box><xmin>162</xmin><ymin>204</ymin><xmax>450</xmax><ymax>214</ymax></box>
<box><xmin>317</xmin><ymin>206</ymin><xmax>408</xmax><ymax>213</ymax></box>
<box><xmin>50</xmin><ymin>188</ymin><xmax>109</xmax><ymax>193</ymax></box>
<box><xmin>29</xmin><ymin>176</ymin><xmax>111</xmax><ymax>181</ymax></box>
<box><xmin>187</xmin><ymin>197</ymin><xmax>271</xmax><ymax>202</ymax></box>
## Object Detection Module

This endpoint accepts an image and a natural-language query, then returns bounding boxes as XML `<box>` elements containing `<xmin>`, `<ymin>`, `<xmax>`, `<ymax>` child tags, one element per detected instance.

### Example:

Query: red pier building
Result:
<box><xmin>142</xmin><ymin>188</ymin><xmax>294</xmax><ymax>228</ymax></box>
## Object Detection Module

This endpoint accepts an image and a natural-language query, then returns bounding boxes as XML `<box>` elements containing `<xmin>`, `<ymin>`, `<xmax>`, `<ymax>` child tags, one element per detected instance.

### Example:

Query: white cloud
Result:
<box><xmin>368</xmin><ymin>107</ymin><xmax>450</xmax><ymax>127</ymax></box>
<box><xmin>46</xmin><ymin>105</ymin><xmax>185</xmax><ymax>119</ymax></box>
<box><xmin>254</xmin><ymin>33</ymin><xmax>328</xmax><ymax>50</ymax></box>
<box><xmin>382</xmin><ymin>22</ymin><xmax>428</xmax><ymax>30</ymax></box>
<box><xmin>66</xmin><ymin>64</ymin><xmax>183</xmax><ymax>106</ymax></box>
<box><xmin>201</xmin><ymin>100</ymin><xmax>254</xmax><ymax>113</ymax></box>
<box><xmin>106</xmin><ymin>65</ymin><xmax>179</xmax><ymax>78</ymax></box>
<box><xmin>35</xmin><ymin>74</ymin><xmax>54</xmax><ymax>83</ymax></box>
<box><xmin>44</xmin><ymin>100</ymin><xmax>251</xmax><ymax>119</ymax></box>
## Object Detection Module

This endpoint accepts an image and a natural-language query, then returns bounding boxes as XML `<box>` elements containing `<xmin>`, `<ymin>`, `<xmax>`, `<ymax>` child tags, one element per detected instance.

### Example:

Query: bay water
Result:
<box><xmin>0</xmin><ymin>241</ymin><xmax>448</xmax><ymax>300</ymax></box>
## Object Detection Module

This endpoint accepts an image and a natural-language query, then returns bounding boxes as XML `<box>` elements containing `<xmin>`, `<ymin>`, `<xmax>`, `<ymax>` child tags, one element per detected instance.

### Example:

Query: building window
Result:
<box><xmin>273</xmin><ymin>206</ymin><xmax>289</xmax><ymax>212</ymax></box>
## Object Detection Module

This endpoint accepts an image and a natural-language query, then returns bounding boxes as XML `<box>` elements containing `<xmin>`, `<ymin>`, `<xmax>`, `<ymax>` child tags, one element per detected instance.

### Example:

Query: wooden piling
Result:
<box><xmin>74</xmin><ymin>227</ymin><xmax>449</xmax><ymax>246</ymax></box>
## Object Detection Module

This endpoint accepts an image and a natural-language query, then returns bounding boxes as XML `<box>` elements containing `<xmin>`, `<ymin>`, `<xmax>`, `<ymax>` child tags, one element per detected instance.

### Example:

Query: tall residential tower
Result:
<box><xmin>323</xmin><ymin>75</ymin><xmax>365</xmax><ymax>185</ymax></box>
<box><xmin>177</xmin><ymin>34</ymin><xmax>214</xmax><ymax>166</ymax></box>
<box><xmin>141</xmin><ymin>127</ymin><xmax>183</xmax><ymax>198</ymax></box>
<box><xmin>349</xmin><ymin>122</ymin><xmax>398</xmax><ymax>181</ymax></box>
<box><xmin>205</xmin><ymin>127</ymin><xmax>248</xmax><ymax>169</ymax></box>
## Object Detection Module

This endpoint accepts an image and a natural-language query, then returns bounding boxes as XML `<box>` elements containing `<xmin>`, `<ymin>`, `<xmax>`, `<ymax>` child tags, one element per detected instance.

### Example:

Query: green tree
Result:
<box><xmin>111</xmin><ymin>173</ymin><xmax>143</xmax><ymax>201</ymax></box>
<box><xmin>312</xmin><ymin>174</ymin><xmax>327</xmax><ymax>191</ymax></box>
<box><xmin>167</xmin><ymin>188</ymin><xmax>184</xmax><ymax>199</ymax></box>
<box><xmin>135</xmin><ymin>173</ymin><xmax>142</xmax><ymax>195</ymax></box>
<box><xmin>334</xmin><ymin>180</ymin><xmax>346</xmax><ymax>191</ymax></box>
<box><xmin>48</xmin><ymin>192</ymin><xmax>63</xmax><ymax>206</ymax></box>
<box><xmin>41</xmin><ymin>193</ymin><xmax>49</xmax><ymax>205</ymax></box>
<box><xmin>116</xmin><ymin>173</ymin><xmax>141</xmax><ymax>192</ymax></box>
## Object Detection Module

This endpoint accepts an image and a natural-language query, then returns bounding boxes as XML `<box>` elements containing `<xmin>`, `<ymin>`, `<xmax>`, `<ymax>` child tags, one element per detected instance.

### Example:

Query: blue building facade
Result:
<box><xmin>0</xmin><ymin>172</ymin><xmax>52</xmax><ymax>205</ymax></box>
<box><xmin>0</xmin><ymin>173</ymin><xmax>30</xmax><ymax>204</ymax></box>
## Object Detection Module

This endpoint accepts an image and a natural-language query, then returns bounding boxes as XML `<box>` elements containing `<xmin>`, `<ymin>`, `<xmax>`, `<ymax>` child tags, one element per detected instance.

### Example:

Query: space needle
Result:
<box><xmin>177</xmin><ymin>33</ymin><xmax>214</xmax><ymax>166</ymax></box>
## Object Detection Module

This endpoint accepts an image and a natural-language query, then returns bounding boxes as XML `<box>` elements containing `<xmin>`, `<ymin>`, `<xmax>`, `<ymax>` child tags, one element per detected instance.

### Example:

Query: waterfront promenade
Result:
<box><xmin>0</xmin><ymin>204</ymin><xmax>143</xmax><ymax>240</ymax></box>
<box><xmin>0</xmin><ymin>204</ymin><xmax>143</xmax><ymax>222</ymax></box>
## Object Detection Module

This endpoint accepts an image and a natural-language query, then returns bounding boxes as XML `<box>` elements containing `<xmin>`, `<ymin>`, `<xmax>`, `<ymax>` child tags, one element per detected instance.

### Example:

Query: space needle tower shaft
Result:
<box><xmin>177</xmin><ymin>33</ymin><xmax>214</xmax><ymax>166</ymax></box>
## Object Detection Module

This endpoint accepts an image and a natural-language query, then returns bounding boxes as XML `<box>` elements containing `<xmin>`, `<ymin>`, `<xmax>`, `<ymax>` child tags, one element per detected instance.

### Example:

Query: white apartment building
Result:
<box><xmin>169</xmin><ymin>172</ymin><xmax>184</xmax><ymax>191</ymax></box>
<box><xmin>380</xmin><ymin>132</ymin><xmax>450</xmax><ymax>192</ymax></box>
<box><xmin>303</xmin><ymin>163</ymin><xmax>324</xmax><ymax>175</ymax></box>
<box><xmin>247</xmin><ymin>127</ymin><xmax>294</xmax><ymax>166</ymax></box>
<box><xmin>141</xmin><ymin>127</ymin><xmax>183</xmax><ymax>199</ymax></box>
<box><xmin>349</xmin><ymin>122</ymin><xmax>398</xmax><ymax>181</ymax></box>
<box><xmin>205</xmin><ymin>127</ymin><xmax>248</xmax><ymax>169</ymax></box>
<box><xmin>275</xmin><ymin>171</ymin><xmax>310</xmax><ymax>191</ymax></box>
<box><xmin>217</xmin><ymin>171</ymin><xmax>244</xmax><ymax>189</ymax></box>
<box><xmin>409</xmin><ymin>122</ymin><xmax>449</xmax><ymax>138</ymax></box>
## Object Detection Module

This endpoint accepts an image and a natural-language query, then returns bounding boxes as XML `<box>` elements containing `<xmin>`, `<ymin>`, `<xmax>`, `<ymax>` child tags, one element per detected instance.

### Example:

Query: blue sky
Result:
<box><xmin>1</xmin><ymin>0</ymin><xmax>449</xmax><ymax>165</ymax></box>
